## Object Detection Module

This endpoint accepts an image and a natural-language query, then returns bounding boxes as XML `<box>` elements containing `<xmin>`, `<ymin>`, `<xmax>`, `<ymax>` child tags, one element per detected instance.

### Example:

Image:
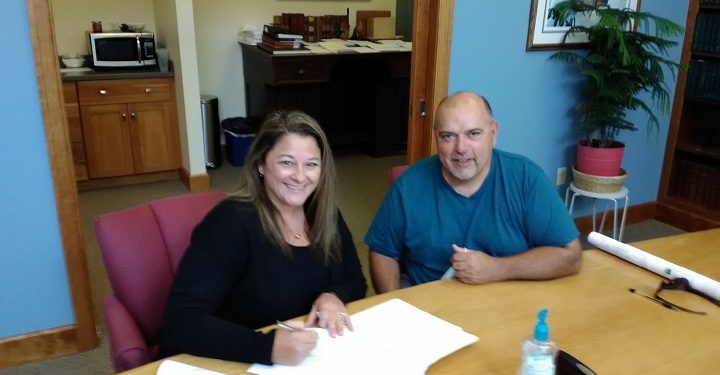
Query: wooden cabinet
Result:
<box><xmin>658</xmin><ymin>0</ymin><xmax>720</xmax><ymax>230</ymax></box>
<box><xmin>62</xmin><ymin>82</ymin><xmax>88</xmax><ymax>181</ymax></box>
<box><xmin>77</xmin><ymin>78</ymin><xmax>179</xmax><ymax>179</ymax></box>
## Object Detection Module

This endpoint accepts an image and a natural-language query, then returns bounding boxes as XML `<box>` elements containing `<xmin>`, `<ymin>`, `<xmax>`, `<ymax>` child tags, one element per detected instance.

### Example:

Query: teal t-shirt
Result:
<box><xmin>364</xmin><ymin>149</ymin><xmax>579</xmax><ymax>285</ymax></box>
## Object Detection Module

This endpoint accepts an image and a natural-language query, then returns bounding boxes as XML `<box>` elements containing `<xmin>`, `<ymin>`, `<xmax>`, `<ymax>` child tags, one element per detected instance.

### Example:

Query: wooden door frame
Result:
<box><xmin>0</xmin><ymin>0</ymin><xmax>97</xmax><ymax>368</ymax></box>
<box><xmin>406</xmin><ymin>0</ymin><xmax>454</xmax><ymax>163</ymax></box>
<box><xmin>7</xmin><ymin>0</ymin><xmax>452</xmax><ymax>366</ymax></box>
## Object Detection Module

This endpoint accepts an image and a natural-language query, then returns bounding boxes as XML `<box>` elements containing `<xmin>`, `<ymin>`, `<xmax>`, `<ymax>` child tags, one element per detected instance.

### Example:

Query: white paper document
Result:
<box><xmin>156</xmin><ymin>359</ymin><xmax>226</xmax><ymax>375</ymax></box>
<box><xmin>588</xmin><ymin>231</ymin><xmax>720</xmax><ymax>301</ymax></box>
<box><xmin>248</xmin><ymin>298</ymin><xmax>478</xmax><ymax>375</ymax></box>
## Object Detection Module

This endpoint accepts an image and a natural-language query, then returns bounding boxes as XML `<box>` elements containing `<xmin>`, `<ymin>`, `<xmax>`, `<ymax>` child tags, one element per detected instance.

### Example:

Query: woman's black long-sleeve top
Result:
<box><xmin>159</xmin><ymin>199</ymin><xmax>367</xmax><ymax>365</ymax></box>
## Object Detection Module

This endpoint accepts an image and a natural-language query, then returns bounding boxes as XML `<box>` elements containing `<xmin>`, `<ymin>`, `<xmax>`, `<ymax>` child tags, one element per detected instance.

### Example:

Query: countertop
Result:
<box><xmin>61</xmin><ymin>67</ymin><xmax>174</xmax><ymax>82</ymax></box>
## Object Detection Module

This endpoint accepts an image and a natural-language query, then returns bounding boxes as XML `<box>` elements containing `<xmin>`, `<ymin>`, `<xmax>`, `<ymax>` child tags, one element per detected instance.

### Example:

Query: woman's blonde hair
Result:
<box><xmin>231</xmin><ymin>110</ymin><xmax>340</xmax><ymax>262</ymax></box>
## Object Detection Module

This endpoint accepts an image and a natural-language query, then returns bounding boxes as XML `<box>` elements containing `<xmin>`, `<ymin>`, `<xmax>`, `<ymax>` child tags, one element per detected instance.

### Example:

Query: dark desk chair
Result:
<box><xmin>95</xmin><ymin>192</ymin><xmax>227</xmax><ymax>372</ymax></box>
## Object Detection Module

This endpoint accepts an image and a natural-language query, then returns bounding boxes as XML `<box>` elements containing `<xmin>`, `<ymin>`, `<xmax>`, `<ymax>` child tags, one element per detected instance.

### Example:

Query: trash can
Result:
<box><xmin>222</xmin><ymin>117</ymin><xmax>257</xmax><ymax>166</ymax></box>
<box><xmin>200</xmin><ymin>95</ymin><xmax>222</xmax><ymax>168</ymax></box>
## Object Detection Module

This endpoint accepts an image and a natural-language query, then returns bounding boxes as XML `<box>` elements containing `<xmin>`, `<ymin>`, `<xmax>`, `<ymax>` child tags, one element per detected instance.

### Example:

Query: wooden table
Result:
<box><xmin>123</xmin><ymin>229</ymin><xmax>720</xmax><ymax>374</ymax></box>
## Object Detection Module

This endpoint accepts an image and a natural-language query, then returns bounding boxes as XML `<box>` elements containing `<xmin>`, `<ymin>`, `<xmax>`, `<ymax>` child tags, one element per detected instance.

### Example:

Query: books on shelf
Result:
<box><xmin>692</xmin><ymin>12</ymin><xmax>720</xmax><ymax>54</ymax></box>
<box><xmin>271</xmin><ymin>13</ymin><xmax>349</xmax><ymax>43</ymax></box>
<box><xmin>686</xmin><ymin>59</ymin><xmax>720</xmax><ymax>101</ymax></box>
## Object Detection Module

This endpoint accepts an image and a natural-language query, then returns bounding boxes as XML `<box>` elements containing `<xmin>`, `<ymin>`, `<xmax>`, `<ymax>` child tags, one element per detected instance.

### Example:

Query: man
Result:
<box><xmin>365</xmin><ymin>91</ymin><xmax>581</xmax><ymax>293</ymax></box>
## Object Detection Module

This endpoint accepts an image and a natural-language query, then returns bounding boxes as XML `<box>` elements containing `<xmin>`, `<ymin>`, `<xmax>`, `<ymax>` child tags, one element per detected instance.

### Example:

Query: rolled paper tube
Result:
<box><xmin>588</xmin><ymin>231</ymin><xmax>720</xmax><ymax>301</ymax></box>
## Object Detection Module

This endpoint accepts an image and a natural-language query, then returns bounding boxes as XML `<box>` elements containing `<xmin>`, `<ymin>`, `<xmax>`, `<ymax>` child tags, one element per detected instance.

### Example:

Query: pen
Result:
<box><xmin>276</xmin><ymin>320</ymin><xmax>302</xmax><ymax>332</ymax></box>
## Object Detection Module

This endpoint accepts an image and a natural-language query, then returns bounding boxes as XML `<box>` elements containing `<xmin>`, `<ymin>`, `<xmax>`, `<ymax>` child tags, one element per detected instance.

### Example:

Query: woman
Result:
<box><xmin>160</xmin><ymin>110</ymin><xmax>367</xmax><ymax>366</ymax></box>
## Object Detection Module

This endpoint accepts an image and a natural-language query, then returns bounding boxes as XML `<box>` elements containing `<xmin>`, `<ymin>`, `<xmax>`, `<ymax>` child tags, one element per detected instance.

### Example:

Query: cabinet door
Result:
<box><xmin>62</xmin><ymin>82</ymin><xmax>88</xmax><ymax>181</ymax></box>
<box><xmin>128</xmin><ymin>101</ymin><xmax>180</xmax><ymax>173</ymax></box>
<box><xmin>81</xmin><ymin>103</ymin><xmax>134</xmax><ymax>178</ymax></box>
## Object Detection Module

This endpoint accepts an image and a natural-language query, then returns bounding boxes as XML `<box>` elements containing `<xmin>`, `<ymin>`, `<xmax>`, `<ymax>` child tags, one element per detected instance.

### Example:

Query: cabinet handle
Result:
<box><xmin>99</xmin><ymin>89</ymin><xmax>107</xmax><ymax>95</ymax></box>
<box><xmin>130</xmin><ymin>112</ymin><xmax>136</xmax><ymax>119</ymax></box>
<box><xmin>121</xmin><ymin>113</ymin><xmax>127</xmax><ymax>119</ymax></box>
<box><xmin>145</xmin><ymin>88</ymin><xmax>152</xmax><ymax>94</ymax></box>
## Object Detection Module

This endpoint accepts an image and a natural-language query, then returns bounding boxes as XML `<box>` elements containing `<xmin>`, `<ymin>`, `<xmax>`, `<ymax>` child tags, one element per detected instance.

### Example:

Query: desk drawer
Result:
<box><xmin>78</xmin><ymin>78</ymin><xmax>172</xmax><ymax>105</ymax></box>
<box><xmin>273</xmin><ymin>61</ymin><xmax>328</xmax><ymax>84</ymax></box>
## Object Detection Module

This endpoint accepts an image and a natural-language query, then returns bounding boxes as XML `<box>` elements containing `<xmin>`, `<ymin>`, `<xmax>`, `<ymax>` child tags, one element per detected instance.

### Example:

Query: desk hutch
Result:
<box><xmin>240</xmin><ymin>43</ymin><xmax>410</xmax><ymax>156</ymax></box>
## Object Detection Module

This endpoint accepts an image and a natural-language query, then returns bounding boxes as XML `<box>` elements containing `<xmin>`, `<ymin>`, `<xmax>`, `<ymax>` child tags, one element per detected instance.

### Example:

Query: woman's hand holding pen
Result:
<box><xmin>271</xmin><ymin>320</ymin><xmax>318</xmax><ymax>365</ymax></box>
<box><xmin>306</xmin><ymin>292</ymin><xmax>352</xmax><ymax>338</ymax></box>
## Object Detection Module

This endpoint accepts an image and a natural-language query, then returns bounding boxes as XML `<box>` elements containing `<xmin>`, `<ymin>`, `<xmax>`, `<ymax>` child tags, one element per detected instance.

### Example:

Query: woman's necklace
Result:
<box><xmin>280</xmin><ymin>216</ymin><xmax>307</xmax><ymax>241</ymax></box>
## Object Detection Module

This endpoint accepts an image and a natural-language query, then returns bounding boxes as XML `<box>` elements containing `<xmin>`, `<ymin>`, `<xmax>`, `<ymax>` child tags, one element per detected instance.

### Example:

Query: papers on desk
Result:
<box><xmin>298</xmin><ymin>39</ymin><xmax>411</xmax><ymax>54</ymax></box>
<box><xmin>248</xmin><ymin>298</ymin><xmax>478</xmax><ymax>375</ymax></box>
<box><xmin>156</xmin><ymin>359</ymin><xmax>225</xmax><ymax>375</ymax></box>
<box><xmin>588</xmin><ymin>231</ymin><xmax>720</xmax><ymax>301</ymax></box>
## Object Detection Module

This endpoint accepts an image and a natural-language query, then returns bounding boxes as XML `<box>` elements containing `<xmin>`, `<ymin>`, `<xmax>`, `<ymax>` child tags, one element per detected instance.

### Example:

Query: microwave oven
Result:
<box><xmin>89</xmin><ymin>32</ymin><xmax>157</xmax><ymax>68</ymax></box>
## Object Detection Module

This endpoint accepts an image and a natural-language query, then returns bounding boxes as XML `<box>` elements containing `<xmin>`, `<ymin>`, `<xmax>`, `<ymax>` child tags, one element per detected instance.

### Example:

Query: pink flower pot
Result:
<box><xmin>576</xmin><ymin>140</ymin><xmax>625</xmax><ymax>176</ymax></box>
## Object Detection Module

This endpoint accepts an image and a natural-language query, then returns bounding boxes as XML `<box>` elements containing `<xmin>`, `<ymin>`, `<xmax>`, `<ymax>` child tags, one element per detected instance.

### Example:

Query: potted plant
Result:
<box><xmin>549</xmin><ymin>0</ymin><xmax>685</xmax><ymax>181</ymax></box>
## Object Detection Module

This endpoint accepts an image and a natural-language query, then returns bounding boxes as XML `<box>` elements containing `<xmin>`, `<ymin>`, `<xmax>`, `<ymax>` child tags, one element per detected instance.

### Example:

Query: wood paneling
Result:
<box><xmin>0</xmin><ymin>326</ymin><xmax>78</xmax><ymax>369</ymax></box>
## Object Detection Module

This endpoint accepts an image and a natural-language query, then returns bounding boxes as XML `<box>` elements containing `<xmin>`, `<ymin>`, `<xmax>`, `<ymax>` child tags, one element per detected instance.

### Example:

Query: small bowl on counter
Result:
<box><xmin>62</xmin><ymin>56</ymin><xmax>85</xmax><ymax>68</ymax></box>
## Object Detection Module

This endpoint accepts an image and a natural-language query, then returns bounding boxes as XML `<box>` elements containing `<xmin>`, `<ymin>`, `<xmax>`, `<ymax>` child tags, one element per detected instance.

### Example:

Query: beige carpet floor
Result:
<box><xmin>2</xmin><ymin>152</ymin><xmax>685</xmax><ymax>374</ymax></box>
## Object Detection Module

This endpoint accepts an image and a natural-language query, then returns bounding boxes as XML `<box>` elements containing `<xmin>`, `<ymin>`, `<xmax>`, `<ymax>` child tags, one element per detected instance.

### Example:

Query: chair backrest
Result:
<box><xmin>95</xmin><ymin>192</ymin><xmax>227</xmax><ymax>346</ymax></box>
<box><xmin>388</xmin><ymin>165</ymin><xmax>409</xmax><ymax>183</ymax></box>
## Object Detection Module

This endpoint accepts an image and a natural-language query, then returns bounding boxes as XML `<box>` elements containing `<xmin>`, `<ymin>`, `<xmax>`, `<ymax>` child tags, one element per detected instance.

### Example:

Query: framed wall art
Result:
<box><xmin>526</xmin><ymin>0</ymin><xmax>640</xmax><ymax>51</ymax></box>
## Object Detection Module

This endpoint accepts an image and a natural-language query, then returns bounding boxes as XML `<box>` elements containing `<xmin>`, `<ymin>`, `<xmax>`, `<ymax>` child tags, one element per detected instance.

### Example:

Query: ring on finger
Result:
<box><xmin>337</xmin><ymin>312</ymin><xmax>346</xmax><ymax>318</ymax></box>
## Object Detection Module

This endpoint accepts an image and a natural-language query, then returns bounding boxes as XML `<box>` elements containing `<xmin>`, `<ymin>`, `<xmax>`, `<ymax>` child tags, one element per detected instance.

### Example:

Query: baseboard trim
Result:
<box><xmin>0</xmin><ymin>325</ymin><xmax>80</xmax><ymax>369</ymax></box>
<box><xmin>77</xmin><ymin>170</ymin><xmax>179</xmax><ymax>191</ymax></box>
<box><xmin>574</xmin><ymin>201</ymin><xmax>656</xmax><ymax>235</ymax></box>
<box><xmin>656</xmin><ymin>201</ymin><xmax>720</xmax><ymax>232</ymax></box>
<box><xmin>179</xmin><ymin>167</ymin><xmax>210</xmax><ymax>192</ymax></box>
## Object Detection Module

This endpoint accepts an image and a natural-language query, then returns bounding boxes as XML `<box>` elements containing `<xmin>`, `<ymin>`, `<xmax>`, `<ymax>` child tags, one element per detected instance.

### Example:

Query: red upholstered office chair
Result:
<box><xmin>95</xmin><ymin>192</ymin><xmax>227</xmax><ymax>372</ymax></box>
<box><xmin>388</xmin><ymin>164</ymin><xmax>409</xmax><ymax>183</ymax></box>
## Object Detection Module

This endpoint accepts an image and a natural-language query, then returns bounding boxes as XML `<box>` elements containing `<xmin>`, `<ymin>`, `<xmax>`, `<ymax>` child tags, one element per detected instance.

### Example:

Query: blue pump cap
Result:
<box><xmin>533</xmin><ymin>308</ymin><xmax>549</xmax><ymax>342</ymax></box>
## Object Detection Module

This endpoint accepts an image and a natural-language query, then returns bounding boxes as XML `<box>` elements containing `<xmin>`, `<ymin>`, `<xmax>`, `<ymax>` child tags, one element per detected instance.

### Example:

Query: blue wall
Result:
<box><xmin>0</xmin><ymin>2</ymin><xmax>74</xmax><ymax>337</ymax></box>
<box><xmin>450</xmin><ymin>0</ymin><xmax>689</xmax><ymax>214</ymax></box>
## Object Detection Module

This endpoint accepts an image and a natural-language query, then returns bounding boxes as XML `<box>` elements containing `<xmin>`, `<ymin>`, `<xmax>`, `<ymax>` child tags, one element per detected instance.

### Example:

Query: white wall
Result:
<box><xmin>52</xmin><ymin>0</ymin><xmax>156</xmax><ymax>56</ymax></box>
<box><xmin>155</xmin><ymin>0</ymin><xmax>206</xmax><ymax>176</ymax></box>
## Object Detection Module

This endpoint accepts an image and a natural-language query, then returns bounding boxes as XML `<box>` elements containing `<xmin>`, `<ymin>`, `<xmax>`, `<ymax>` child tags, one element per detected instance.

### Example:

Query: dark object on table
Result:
<box><xmin>556</xmin><ymin>350</ymin><xmax>596</xmax><ymax>375</ymax></box>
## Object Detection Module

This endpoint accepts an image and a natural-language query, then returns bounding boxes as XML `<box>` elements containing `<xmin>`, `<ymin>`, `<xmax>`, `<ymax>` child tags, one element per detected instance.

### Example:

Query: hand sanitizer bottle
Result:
<box><xmin>520</xmin><ymin>308</ymin><xmax>557</xmax><ymax>375</ymax></box>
